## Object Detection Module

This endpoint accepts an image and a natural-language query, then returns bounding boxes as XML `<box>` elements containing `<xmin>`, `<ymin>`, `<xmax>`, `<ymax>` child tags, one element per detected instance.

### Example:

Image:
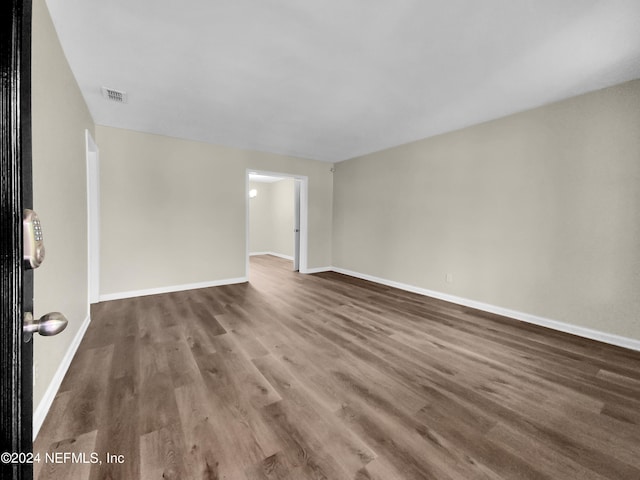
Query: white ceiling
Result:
<box><xmin>46</xmin><ymin>0</ymin><xmax>640</xmax><ymax>163</ymax></box>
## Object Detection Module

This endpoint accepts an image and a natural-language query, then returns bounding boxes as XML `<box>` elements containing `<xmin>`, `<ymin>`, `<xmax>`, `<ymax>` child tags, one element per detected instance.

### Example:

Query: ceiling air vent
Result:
<box><xmin>101</xmin><ymin>87</ymin><xmax>128</xmax><ymax>103</ymax></box>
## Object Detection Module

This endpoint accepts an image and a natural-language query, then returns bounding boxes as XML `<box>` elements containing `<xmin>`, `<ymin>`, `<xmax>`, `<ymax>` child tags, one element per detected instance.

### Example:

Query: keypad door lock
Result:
<box><xmin>23</xmin><ymin>209</ymin><xmax>45</xmax><ymax>269</ymax></box>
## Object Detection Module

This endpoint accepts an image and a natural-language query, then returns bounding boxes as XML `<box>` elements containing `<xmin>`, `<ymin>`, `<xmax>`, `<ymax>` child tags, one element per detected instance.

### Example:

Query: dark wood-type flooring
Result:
<box><xmin>34</xmin><ymin>255</ymin><xmax>640</xmax><ymax>479</ymax></box>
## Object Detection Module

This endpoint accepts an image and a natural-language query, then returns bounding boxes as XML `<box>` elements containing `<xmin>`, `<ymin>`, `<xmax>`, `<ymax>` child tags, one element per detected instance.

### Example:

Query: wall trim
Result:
<box><xmin>99</xmin><ymin>276</ymin><xmax>248</xmax><ymax>302</ymax></box>
<box><xmin>33</xmin><ymin>314</ymin><xmax>92</xmax><ymax>440</ymax></box>
<box><xmin>330</xmin><ymin>267</ymin><xmax>640</xmax><ymax>352</ymax></box>
<box><xmin>250</xmin><ymin>251</ymin><xmax>294</xmax><ymax>261</ymax></box>
<box><xmin>302</xmin><ymin>266</ymin><xmax>333</xmax><ymax>274</ymax></box>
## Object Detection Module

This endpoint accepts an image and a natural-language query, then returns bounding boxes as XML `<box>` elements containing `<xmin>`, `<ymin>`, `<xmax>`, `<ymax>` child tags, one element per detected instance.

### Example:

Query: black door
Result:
<box><xmin>1</xmin><ymin>0</ymin><xmax>33</xmax><ymax>479</ymax></box>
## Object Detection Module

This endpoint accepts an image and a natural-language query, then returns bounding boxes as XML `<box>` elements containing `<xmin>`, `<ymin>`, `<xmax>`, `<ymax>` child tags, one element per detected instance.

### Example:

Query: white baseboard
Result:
<box><xmin>331</xmin><ymin>267</ymin><xmax>640</xmax><ymax>352</ymax></box>
<box><xmin>33</xmin><ymin>314</ymin><xmax>92</xmax><ymax>440</ymax></box>
<box><xmin>99</xmin><ymin>276</ymin><xmax>248</xmax><ymax>302</ymax></box>
<box><xmin>302</xmin><ymin>266</ymin><xmax>333</xmax><ymax>274</ymax></box>
<box><xmin>250</xmin><ymin>251</ymin><xmax>294</xmax><ymax>261</ymax></box>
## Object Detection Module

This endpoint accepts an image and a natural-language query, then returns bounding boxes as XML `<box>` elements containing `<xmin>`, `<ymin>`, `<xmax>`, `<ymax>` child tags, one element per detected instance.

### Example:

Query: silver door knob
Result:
<box><xmin>23</xmin><ymin>311</ymin><xmax>68</xmax><ymax>342</ymax></box>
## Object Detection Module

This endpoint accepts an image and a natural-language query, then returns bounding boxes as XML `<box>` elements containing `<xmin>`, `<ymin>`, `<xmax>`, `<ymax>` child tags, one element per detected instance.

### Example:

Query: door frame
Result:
<box><xmin>245</xmin><ymin>169</ymin><xmax>309</xmax><ymax>276</ymax></box>
<box><xmin>85</xmin><ymin>130</ymin><xmax>100</xmax><ymax>304</ymax></box>
<box><xmin>293</xmin><ymin>179</ymin><xmax>301</xmax><ymax>272</ymax></box>
<box><xmin>1</xmin><ymin>0</ymin><xmax>33</xmax><ymax>478</ymax></box>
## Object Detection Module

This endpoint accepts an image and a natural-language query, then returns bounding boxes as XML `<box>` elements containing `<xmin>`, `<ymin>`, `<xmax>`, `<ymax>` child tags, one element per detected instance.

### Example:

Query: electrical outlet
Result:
<box><xmin>446</xmin><ymin>273</ymin><xmax>454</xmax><ymax>284</ymax></box>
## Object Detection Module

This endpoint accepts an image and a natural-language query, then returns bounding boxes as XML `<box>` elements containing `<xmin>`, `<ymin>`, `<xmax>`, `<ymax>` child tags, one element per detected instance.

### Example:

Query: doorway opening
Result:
<box><xmin>245</xmin><ymin>169</ymin><xmax>308</xmax><ymax>277</ymax></box>
<box><xmin>86</xmin><ymin>130</ymin><xmax>100</xmax><ymax>304</ymax></box>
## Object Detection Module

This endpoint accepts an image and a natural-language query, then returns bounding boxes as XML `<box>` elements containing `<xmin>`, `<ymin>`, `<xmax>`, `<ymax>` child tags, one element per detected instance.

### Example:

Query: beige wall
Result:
<box><xmin>96</xmin><ymin>126</ymin><xmax>332</xmax><ymax>296</ymax></box>
<box><xmin>249</xmin><ymin>179</ymin><xmax>295</xmax><ymax>258</ymax></box>
<box><xmin>249</xmin><ymin>181</ymin><xmax>273</xmax><ymax>253</ymax></box>
<box><xmin>333</xmin><ymin>80</ymin><xmax>640</xmax><ymax>341</ymax></box>
<box><xmin>32</xmin><ymin>0</ymin><xmax>95</xmax><ymax>409</ymax></box>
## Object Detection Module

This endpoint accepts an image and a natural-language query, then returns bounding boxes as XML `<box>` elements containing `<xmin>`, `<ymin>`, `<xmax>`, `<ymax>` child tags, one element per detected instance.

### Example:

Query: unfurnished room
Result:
<box><xmin>1</xmin><ymin>0</ymin><xmax>640</xmax><ymax>479</ymax></box>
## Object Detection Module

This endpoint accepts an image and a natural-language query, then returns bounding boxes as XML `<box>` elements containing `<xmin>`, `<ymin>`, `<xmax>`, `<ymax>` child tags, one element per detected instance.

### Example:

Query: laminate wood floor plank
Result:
<box><xmin>600</xmin><ymin>401</ymin><xmax>640</xmax><ymax>426</ymax></box>
<box><xmin>215</xmin><ymin>306</ymin><xmax>270</xmax><ymax>359</ymax></box>
<box><xmin>206</xmin><ymin>334</ymin><xmax>282</xmax><ymax>409</ymax></box>
<box><xmin>388</xmin><ymin>328</ymin><xmax>607</xmax><ymax>414</ymax></box>
<box><xmin>179</xmin><ymin>302</ymin><xmax>225</xmax><ymax>359</ymax></box>
<box><xmin>36</xmin><ymin>430</ymin><xmax>98</xmax><ymax>480</ymax></box>
<box><xmin>340</xmin><ymin>302</ymin><xmax>637</xmax><ymax>424</ymax></box>
<box><xmin>484</xmin><ymin>421</ymin><xmax>611</xmax><ymax>480</ymax></box>
<box><xmin>163</xmin><ymin>332</ymin><xmax>203</xmax><ymax>389</ymax></box>
<box><xmin>40</xmin><ymin>345</ymin><xmax>114</xmax><ymax>441</ymax></box>
<box><xmin>327</xmin><ymin>272</ymin><xmax>637</xmax><ymax>377</ymax></box>
<box><xmin>191</xmin><ymin>336</ymin><xmax>285</xmax><ymax>475</ymax></box>
<box><xmin>259</xmin><ymin>399</ymin><xmax>359</xmax><ymax>480</ymax></box>
<box><xmin>34</xmin><ymin>255</ymin><xmax>640</xmax><ymax>479</ymax></box>
<box><xmin>255</xmin><ymin>331</ymin><xmax>347</xmax><ymax>413</ymax></box>
<box><xmin>336</xmin><ymin>399</ymin><xmax>476</xmax><ymax>480</ymax></box>
<box><xmin>182</xmin><ymin>288</ymin><xmax>228</xmax><ymax>321</ymax></box>
<box><xmin>89</xmin><ymin>375</ymin><xmax>140</xmax><ymax>480</ymax></box>
<box><xmin>258</xmin><ymin>308</ymin><xmax>430</xmax><ymax>417</ymax></box>
<box><xmin>270</xmin><ymin>316</ymin><xmax>533</xmax><ymax>479</ymax></box>
<box><xmin>413</xmin><ymin>373</ymin><xmax>640</xmax><ymax>480</ymax></box>
<box><xmin>202</xmin><ymin>386</ymin><xmax>282</xmax><ymax>478</ymax></box>
<box><xmin>308</xmin><ymin>305</ymin><xmax>640</xmax><ymax>478</ymax></box>
<box><xmin>252</xmin><ymin>354</ymin><xmax>377</xmax><ymax>473</ymax></box>
<box><xmin>138</xmin><ymin>370</ymin><xmax>181</xmax><ymax>436</ymax></box>
<box><xmin>174</xmin><ymin>382</ymin><xmax>224</xmax><ymax>479</ymax></box>
<box><xmin>78</xmin><ymin>299</ymin><xmax>129</xmax><ymax>350</ymax></box>
<box><xmin>139</xmin><ymin>424</ymin><xmax>189</xmax><ymax>480</ymax></box>
<box><xmin>462</xmin><ymin>307</ymin><xmax>640</xmax><ymax>370</ymax></box>
<box><xmin>32</xmin><ymin>391</ymin><xmax>75</xmax><ymax>480</ymax></box>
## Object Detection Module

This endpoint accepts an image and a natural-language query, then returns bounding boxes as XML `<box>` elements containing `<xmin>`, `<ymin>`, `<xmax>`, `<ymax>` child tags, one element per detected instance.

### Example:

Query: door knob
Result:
<box><xmin>23</xmin><ymin>312</ymin><xmax>68</xmax><ymax>342</ymax></box>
